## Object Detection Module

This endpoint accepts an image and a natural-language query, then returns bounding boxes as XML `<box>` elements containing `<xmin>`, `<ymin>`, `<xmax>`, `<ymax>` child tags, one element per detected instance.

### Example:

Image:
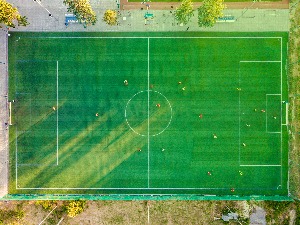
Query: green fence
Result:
<box><xmin>1</xmin><ymin>194</ymin><xmax>293</xmax><ymax>201</ymax></box>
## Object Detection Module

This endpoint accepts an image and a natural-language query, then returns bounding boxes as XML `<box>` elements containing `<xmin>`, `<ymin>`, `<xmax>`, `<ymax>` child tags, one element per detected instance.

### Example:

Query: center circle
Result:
<box><xmin>125</xmin><ymin>90</ymin><xmax>172</xmax><ymax>136</ymax></box>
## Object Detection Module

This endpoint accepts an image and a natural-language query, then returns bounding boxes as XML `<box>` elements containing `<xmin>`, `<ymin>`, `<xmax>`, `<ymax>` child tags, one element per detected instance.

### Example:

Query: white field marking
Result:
<box><xmin>240</xmin><ymin>61</ymin><xmax>281</xmax><ymax>63</ymax></box>
<box><xmin>15</xmin><ymin>92</ymin><xmax>31</xmax><ymax>188</ymax></box>
<box><xmin>18</xmin><ymin>187</ymin><xmax>237</xmax><ymax>190</ymax></box>
<box><xmin>125</xmin><ymin>90</ymin><xmax>147</xmax><ymax>136</ymax></box>
<box><xmin>280</xmin><ymin>37</ymin><xmax>283</xmax><ymax>186</ymax></box>
<box><xmin>56</xmin><ymin>61</ymin><xmax>59</xmax><ymax>166</ymax></box>
<box><xmin>266</xmin><ymin>94</ymin><xmax>281</xmax><ymax>96</ymax></box>
<box><xmin>124</xmin><ymin>90</ymin><xmax>173</xmax><ymax>137</ymax></box>
<box><xmin>238</xmin><ymin>67</ymin><xmax>241</xmax><ymax>164</ymax></box>
<box><xmin>285</xmin><ymin>103</ymin><xmax>288</xmax><ymax>125</ymax></box>
<box><xmin>148</xmin><ymin>38</ymin><xmax>150</xmax><ymax>188</ymax></box>
<box><xmin>18</xmin><ymin>37</ymin><xmax>284</xmax><ymax>191</ymax></box>
<box><xmin>240</xmin><ymin>165</ymin><xmax>281</xmax><ymax>167</ymax></box>
<box><xmin>152</xmin><ymin>91</ymin><xmax>173</xmax><ymax>137</ymax></box>
<box><xmin>266</xmin><ymin>94</ymin><xmax>268</xmax><ymax>133</ymax></box>
<box><xmin>29</xmin><ymin>37</ymin><xmax>283</xmax><ymax>39</ymax></box>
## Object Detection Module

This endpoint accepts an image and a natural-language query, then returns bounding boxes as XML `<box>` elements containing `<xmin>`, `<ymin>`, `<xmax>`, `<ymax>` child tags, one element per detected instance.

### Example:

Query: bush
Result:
<box><xmin>103</xmin><ymin>10</ymin><xmax>118</xmax><ymax>26</ymax></box>
<box><xmin>35</xmin><ymin>200</ymin><xmax>57</xmax><ymax>211</ymax></box>
<box><xmin>0</xmin><ymin>0</ymin><xmax>29</xmax><ymax>28</ymax></box>
<box><xmin>63</xmin><ymin>0</ymin><xmax>97</xmax><ymax>27</ymax></box>
<box><xmin>65</xmin><ymin>200</ymin><xmax>87</xmax><ymax>218</ymax></box>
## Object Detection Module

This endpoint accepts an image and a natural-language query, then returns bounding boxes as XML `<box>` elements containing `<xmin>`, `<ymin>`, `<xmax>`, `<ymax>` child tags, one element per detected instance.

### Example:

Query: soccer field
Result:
<box><xmin>8</xmin><ymin>32</ymin><xmax>289</xmax><ymax>198</ymax></box>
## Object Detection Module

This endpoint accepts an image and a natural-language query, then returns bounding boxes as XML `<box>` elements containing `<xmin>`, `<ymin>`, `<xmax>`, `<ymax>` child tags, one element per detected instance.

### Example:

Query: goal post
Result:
<box><xmin>9</xmin><ymin>101</ymin><xmax>12</xmax><ymax>125</ymax></box>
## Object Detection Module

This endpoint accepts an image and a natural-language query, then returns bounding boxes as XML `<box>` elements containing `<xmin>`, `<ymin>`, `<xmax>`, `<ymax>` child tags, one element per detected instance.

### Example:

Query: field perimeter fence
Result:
<box><xmin>0</xmin><ymin>194</ymin><xmax>293</xmax><ymax>201</ymax></box>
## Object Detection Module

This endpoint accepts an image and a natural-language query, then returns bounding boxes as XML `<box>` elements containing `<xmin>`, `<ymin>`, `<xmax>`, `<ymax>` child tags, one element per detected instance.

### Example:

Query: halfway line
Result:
<box><xmin>56</xmin><ymin>61</ymin><xmax>59</xmax><ymax>166</ymax></box>
<box><xmin>147</xmin><ymin>38</ymin><xmax>150</xmax><ymax>188</ymax></box>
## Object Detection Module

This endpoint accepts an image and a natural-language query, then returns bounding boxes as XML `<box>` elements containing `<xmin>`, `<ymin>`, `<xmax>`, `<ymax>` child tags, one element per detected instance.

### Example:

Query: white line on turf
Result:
<box><xmin>240</xmin><ymin>61</ymin><xmax>281</xmax><ymax>63</ymax></box>
<box><xmin>56</xmin><ymin>61</ymin><xmax>59</xmax><ymax>166</ymax></box>
<box><xmin>16</xmin><ymin>37</ymin><xmax>285</xmax><ymax>191</ymax></box>
<box><xmin>238</xmin><ymin>67</ymin><xmax>241</xmax><ymax>164</ymax></box>
<box><xmin>124</xmin><ymin>90</ymin><xmax>172</xmax><ymax>136</ymax></box>
<box><xmin>266</xmin><ymin>94</ymin><xmax>268</xmax><ymax>133</ymax></box>
<box><xmin>17</xmin><ymin>187</ymin><xmax>241</xmax><ymax>190</ymax></box>
<box><xmin>280</xmin><ymin>37</ymin><xmax>283</xmax><ymax>186</ymax></box>
<box><xmin>29</xmin><ymin>37</ymin><xmax>283</xmax><ymax>39</ymax></box>
<box><xmin>147</xmin><ymin>38</ymin><xmax>150</xmax><ymax>188</ymax></box>
<box><xmin>285</xmin><ymin>103</ymin><xmax>288</xmax><ymax>125</ymax></box>
<box><xmin>240</xmin><ymin>165</ymin><xmax>281</xmax><ymax>167</ymax></box>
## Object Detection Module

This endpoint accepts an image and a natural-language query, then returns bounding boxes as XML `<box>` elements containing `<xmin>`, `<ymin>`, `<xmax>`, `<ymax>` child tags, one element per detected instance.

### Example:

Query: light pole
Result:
<box><xmin>33</xmin><ymin>0</ymin><xmax>54</xmax><ymax>17</ymax></box>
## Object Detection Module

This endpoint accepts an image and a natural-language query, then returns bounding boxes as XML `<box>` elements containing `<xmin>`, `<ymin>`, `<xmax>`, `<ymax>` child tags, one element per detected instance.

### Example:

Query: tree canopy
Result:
<box><xmin>0</xmin><ymin>0</ymin><xmax>29</xmax><ymax>28</ymax></box>
<box><xmin>197</xmin><ymin>0</ymin><xmax>226</xmax><ymax>27</ymax></box>
<box><xmin>65</xmin><ymin>200</ymin><xmax>86</xmax><ymax>218</ymax></box>
<box><xmin>103</xmin><ymin>9</ymin><xmax>118</xmax><ymax>26</ymax></box>
<box><xmin>174</xmin><ymin>0</ymin><xmax>194</xmax><ymax>25</ymax></box>
<box><xmin>63</xmin><ymin>0</ymin><xmax>97</xmax><ymax>27</ymax></box>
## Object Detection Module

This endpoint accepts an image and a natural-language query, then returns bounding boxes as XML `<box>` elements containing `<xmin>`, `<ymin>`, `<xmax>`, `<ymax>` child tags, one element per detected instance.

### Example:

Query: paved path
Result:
<box><xmin>7</xmin><ymin>0</ymin><xmax>289</xmax><ymax>32</ymax></box>
<box><xmin>0</xmin><ymin>29</ymin><xmax>9</xmax><ymax>198</ymax></box>
<box><xmin>0</xmin><ymin>0</ymin><xmax>290</xmax><ymax>198</ymax></box>
<box><xmin>121</xmin><ymin>0</ymin><xmax>289</xmax><ymax>10</ymax></box>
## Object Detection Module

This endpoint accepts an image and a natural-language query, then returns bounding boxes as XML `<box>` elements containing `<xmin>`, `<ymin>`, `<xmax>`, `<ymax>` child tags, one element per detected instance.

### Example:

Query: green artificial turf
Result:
<box><xmin>8</xmin><ymin>32</ymin><xmax>288</xmax><ymax>198</ymax></box>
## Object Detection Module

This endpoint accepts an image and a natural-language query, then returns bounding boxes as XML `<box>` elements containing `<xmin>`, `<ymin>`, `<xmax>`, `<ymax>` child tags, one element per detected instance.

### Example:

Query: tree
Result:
<box><xmin>174</xmin><ymin>0</ymin><xmax>194</xmax><ymax>25</ymax></box>
<box><xmin>197</xmin><ymin>0</ymin><xmax>226</xmax><ymax>27</ymax></box>
<box><xmin>0</xmin><ymin>0</ymin><xmax>29</xmax><ymax>28</ymax></box>
<box><xmin>63</xmin><ymin>0</ymin><xmax>97</xmax><ymax>27</ymax></box>
<box><xmin>65</xmin><ymin>200</ymin><xmax>86</xmax><ymax>218</ymax></box>
<box><xmin>35</xmin><ymin>200</ymin><xmax>57</xmax><ymax>210</ymax></box>
<box><xmin>103</xmin><ymin>9</ymin><xmax>118</xmax><ymax>26</ymax></box>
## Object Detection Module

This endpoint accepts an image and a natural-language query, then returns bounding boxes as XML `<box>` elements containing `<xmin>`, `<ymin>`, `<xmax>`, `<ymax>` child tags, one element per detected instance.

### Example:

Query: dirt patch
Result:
<box><xmin>1</xmin><ymin>200</ymin><xmax>299</xmax><ymax>224</ymax></box>
<box><xmin>289</xmin><ymin>209</ymin><xmax>296</xmax><ymax>225</ymax></box>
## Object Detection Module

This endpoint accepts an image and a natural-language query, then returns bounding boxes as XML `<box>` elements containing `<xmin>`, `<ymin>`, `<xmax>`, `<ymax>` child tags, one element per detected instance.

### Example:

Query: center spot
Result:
<box><xmin>125</xmin><ymin>90</ymin><xmax>172</xmax><ymax>136</ymax></box>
